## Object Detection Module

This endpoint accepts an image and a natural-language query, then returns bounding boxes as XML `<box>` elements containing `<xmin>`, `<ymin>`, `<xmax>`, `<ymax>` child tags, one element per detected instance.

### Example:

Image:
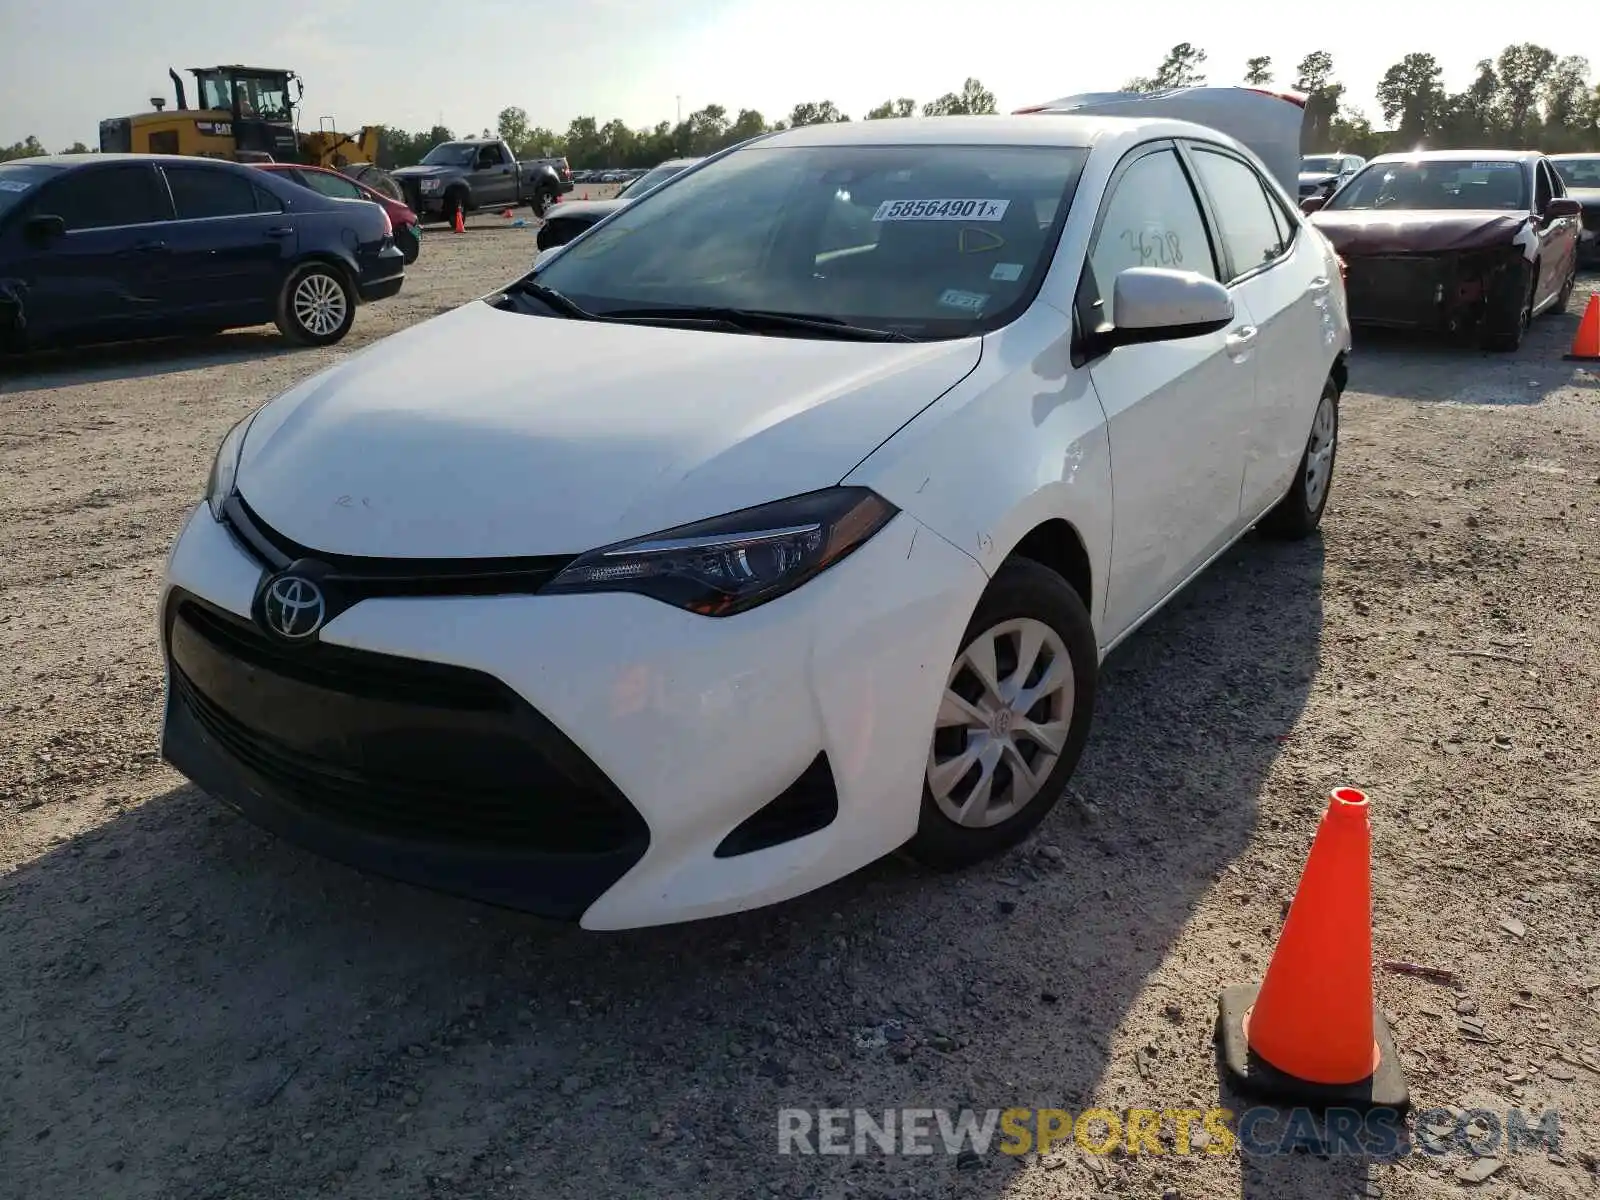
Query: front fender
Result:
<box><xmin>842</xmin><ymin>302</ymin><xmax>1114</xmax><ymax>635</ymax></box>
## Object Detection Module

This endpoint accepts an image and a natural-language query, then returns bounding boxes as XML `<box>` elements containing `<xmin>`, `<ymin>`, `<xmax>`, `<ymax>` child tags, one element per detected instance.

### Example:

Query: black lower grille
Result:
<box><xmin>1345</xmin><ymin>256</ymin><xmax>1446</xmax><ymax>326</ymax></box>
<box><xmin>166</xmin><ymin>593</ymin><xmax>648</xmax><ymax>856</ymax></box>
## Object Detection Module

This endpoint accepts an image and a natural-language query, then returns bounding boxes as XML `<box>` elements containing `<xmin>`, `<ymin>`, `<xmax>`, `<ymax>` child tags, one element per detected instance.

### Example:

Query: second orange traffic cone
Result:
<box><xmin>453</xmin><ymin>208</ymin><xmax>465</xmax><ymax>234</ymax></box>
<box><xmin>1564</xmin><ymin>293</ymin><xmax>1600</xmax><ymax>361</ymax></box>
<box><xmin>1216</xmin><ymin>787</ymin><xmax>1410</xmax><ymax>1112</ymax></box>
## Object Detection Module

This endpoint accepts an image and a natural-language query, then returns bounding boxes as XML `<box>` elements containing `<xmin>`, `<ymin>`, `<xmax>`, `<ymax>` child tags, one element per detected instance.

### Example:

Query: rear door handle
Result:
<box><xmin>133</xmin><ymin>239</ymin><xmax>167</xmax><ymax>253</ymax></box>
<box><xmin>264</xmin><ymin>226</ymin><xmax>294</xmax><ymax>238</ymax></box>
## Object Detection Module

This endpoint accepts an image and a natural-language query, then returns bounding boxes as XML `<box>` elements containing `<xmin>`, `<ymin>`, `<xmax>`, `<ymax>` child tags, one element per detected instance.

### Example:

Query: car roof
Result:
<box><xmin>753</xmin><ymin>114</ymin><xmax>1235</xmax><ymax>151</ymax></box>
<box><xmin>17</xmin><ymin>152</ymin><xmax>254</xmax><ymax>169</ymax></box>
<box><xmin>1365</xmin><ymin>149</ymin><xmax>1544</xmax><ymax>165</ymax></box>
<box><xmin>1548</xmin><ymin>151</ymin><xmax>1600</xmax><ymax>160</ymax></box>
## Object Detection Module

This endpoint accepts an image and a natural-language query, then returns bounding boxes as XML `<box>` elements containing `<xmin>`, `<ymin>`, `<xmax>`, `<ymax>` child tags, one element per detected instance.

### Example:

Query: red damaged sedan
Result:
<box><xmin>253</xmin><ymin>163</ymin><xmax>423</xmax><ymax>265</ymax></box>
<box><xmin>1303</xmin><ymin>150</ymin><xmax>1582</xmax><ymax>351</ymax></box>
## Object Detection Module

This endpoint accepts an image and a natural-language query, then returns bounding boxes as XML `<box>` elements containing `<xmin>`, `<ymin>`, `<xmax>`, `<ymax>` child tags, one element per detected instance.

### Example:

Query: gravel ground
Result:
<box><xmin>1</xmin><ymin>229</ymin><xmax>1597</xmax><ymax>1200</ymax></box>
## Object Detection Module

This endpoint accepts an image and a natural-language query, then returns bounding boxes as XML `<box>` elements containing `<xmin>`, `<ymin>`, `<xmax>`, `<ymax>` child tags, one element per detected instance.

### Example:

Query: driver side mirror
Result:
<box><xmin>1082</xmin><ymin>268</ymin><xmax>1234</xmax><ymax>358</ymax></box>
<box><xmin>1544</xmin><ymin>197</ymin><xmax>1582</xmax><ymax>222</ymax></box>
<box><xmin>23</xmin><ymin>214</ymin><xmax>66</xmax><ymax>245</ymax></box>
<box><xmin>1300</xmin><ymin>195</ymin><xmax>1327</xmax><ymax>215</ymax></box>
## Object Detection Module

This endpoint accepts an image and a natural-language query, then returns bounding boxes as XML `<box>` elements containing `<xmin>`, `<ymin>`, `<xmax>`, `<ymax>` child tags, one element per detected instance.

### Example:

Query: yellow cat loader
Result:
<box><xmin>98</xmin><ymin>66</ymin><xmax>381</xmax><ymax>169</ymax></box>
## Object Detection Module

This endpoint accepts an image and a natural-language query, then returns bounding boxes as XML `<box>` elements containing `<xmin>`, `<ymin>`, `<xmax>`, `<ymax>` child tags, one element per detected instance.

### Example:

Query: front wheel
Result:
<box><xmin>906</xmin><ymin>559</ymin><xmax>1098</xmax><ymax>870</ymax></box>
<box><xmin>1481</xmin><ymin>263</ymin><xmax>1535</xmax><ymax>352</ymax></box>
<box><xmin>1260</xmin><ymin>376</ymin><xmax>1339</xmax><ymax>540</ymax></box>
<box><xmin>275</xmin><ymin>262</ymin><xmax>355</xmax><ymax>347</ymax></box>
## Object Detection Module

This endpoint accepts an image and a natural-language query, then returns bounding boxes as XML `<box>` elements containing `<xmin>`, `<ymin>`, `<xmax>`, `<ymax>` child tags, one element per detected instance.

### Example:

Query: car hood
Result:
<box><xmin>389</xmin><ymin>164</ymin><xmax>457</xmax><ymax>180</ymax></box>
<box><xmin>1308</xmin><ymin>209</ymin><xmax>1532</xmax><ymax>256</ymax></box>
<box><xmin>545</xmin><ymin>198</ymin><xmax>628</xmax><ymax>222</ymax></box>
<box><xmin>236</xmin><ymin>301</ymin><xmax>982</xmax><ymax>559</ymax></box>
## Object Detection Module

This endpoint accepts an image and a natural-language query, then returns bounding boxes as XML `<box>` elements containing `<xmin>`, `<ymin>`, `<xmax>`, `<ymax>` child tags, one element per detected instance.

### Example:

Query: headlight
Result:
<box><xmin>420</xmin><ymin>178</ymin><xmax>442</xmax><ymax>193</ymax></box>
<box><xmin>543</xmin><ymin>487</ymin><xmax>898</xmax><ymax>617</ymax></box>
<box><xmin>204</xmin><ymin>411</ymin><xmax>259</xmax><ymax>520</ymax></box>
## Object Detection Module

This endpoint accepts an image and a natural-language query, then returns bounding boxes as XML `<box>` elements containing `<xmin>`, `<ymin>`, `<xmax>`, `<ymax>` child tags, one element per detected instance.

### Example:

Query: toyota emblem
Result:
<box><xmin>261</xmin><ymin>574</ymin><xmax>327</xmax><ymax>641</ymax></box>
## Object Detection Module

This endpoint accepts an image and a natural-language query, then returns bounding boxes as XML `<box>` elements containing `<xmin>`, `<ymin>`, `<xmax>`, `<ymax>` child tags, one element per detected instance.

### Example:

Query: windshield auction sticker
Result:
<box><xmin>0</xmin><ymin>180</ymin><xmax>32</xmax><ymax>192</ymax></box>
<box><xmin>873</xmin><ymin>199</ymin><xmax>1010</xmax><ymax>222</ymax></box>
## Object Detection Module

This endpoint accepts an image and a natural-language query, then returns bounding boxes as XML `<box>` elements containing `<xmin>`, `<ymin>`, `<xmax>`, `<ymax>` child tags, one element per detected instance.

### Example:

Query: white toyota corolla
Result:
<box><xmin>161</xmin><ymin>89</ymin><xmax>1351</xmax><ymax>929</ymax></box>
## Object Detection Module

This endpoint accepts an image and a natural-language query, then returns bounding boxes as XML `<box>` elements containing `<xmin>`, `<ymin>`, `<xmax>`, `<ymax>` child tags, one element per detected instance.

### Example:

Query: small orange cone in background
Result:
<box><xmin>1564</xmin><ymin>293</ymin><xmax>1600</xmax><ymax>361</ymax></box>
<box><xmin>452</xmin><ymin>209</ymin><xmax>465</xmax><ymax>234</ymax></box>
<box><xmin>1216</xmin><ymin>787</ymin><xmax>1410</xmax><ymax>1112</ymax></box>
<box><xmin>501</xmin><ymin>208</ymin><xmax>514</xmax><ymax>219</ymax></box>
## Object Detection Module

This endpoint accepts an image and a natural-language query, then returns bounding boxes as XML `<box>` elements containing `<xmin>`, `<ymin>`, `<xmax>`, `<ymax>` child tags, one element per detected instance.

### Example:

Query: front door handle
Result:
<box><xmin>264</xmin><ymin>226</ymin><xmax>294</xmax><ymax>238</ymax></box>
<box><xmin>1309</xmin><ymin>275</ymin><xmax>1331</xmax><ymax>292</ymax></box>
<box><xmin>133</xmin><ymin>239</ymin><xmax>167</xmax><ymax>253</ymax></box>
<box><xmin>1225</xmin><ymin>325</ymin><xmax>1258</xmax><ymax>360</ymax></box>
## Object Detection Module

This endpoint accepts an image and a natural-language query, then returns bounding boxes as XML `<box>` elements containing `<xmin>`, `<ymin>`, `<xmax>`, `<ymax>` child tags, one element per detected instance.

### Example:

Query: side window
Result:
<box><xmin>302</xmin><ymin>171</ymin><xmax>365</xmax><ymax>201</ymax></box>
<box><xmin>1189</xmin><ymin>149</ymin><xmax>1287</xmax><ymax>280</ymax></box>
<box><xmin>476</xmin><ymin>144</ymin><xmax>504</xmax><ymax>169</ymax></box>
<box><xmin>254</xmin><ymin>184</ymin><xmax>284</xmax><ymax>214</ymax></box>
<box><xmin>164</xmin><ymin>167</ymin><xmax>260</xmax><ymax>219</ymax></box>
<box><xmin>1534</xmin><ymin>163</ymin><xmax>1553</xmax><ymax>210</ymax></box>
<box><xmin>37</xmin><ymin>165</ymin><xmax>168</xmax><ymax>231</ymax></box>
<box><xmin>1085</xmin><ymin>148</ymin><xmax>1216</xmax><ymax>325</ymax></box>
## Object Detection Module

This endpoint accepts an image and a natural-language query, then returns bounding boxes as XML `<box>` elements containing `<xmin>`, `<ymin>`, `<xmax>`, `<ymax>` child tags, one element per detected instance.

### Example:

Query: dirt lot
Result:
<box><xmin>1</xmin><ymin>229</ymin><xmax>1597</xmax><ymax>1200</ymax></box>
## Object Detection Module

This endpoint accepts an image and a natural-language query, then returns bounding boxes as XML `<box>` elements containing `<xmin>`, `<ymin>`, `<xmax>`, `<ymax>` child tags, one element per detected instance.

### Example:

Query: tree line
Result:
<box><xmin>4</xmin><ymin>47</ymin><xmax>1598</xmax><ymax>168</ymax></box>
<box><xmin>1128</xmin><ymin>42</ymin><xmax>1600</xmax><ymax>156</ymax></box>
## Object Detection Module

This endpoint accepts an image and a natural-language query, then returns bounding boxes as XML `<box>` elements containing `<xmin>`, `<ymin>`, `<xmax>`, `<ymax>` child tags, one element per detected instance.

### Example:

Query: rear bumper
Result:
<box><xmin>356</xmin><ymin>246</ymin><xmax>406</xmax><ymax>302</ymax></box>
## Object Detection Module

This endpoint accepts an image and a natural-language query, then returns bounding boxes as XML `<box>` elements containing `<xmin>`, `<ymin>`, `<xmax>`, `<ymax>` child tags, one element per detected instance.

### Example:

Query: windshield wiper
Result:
<box><xmin>502</xmin><ymin>279</ymin><xmax>600</xmax><ymax>320</ymax></box>
<box><xmin>598</xmin><ymin>305</ymin><xmax>920</xmax><ymax>342</ymax></box>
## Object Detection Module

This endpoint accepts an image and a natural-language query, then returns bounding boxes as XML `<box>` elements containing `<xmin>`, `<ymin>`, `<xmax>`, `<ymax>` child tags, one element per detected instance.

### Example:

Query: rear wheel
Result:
<box><xmin>906</xmin><ymin>559</ymin><xmax>1097</xmax><ymax>870</ymax></box>
<box><xmin>395</xmin><ymin>224</ymin><xmax>421</xmax><ymax>264</ymax></box>
<box><xmin>531</xmin><ymin>187</ymin><xmax>557</xmax><ymax>219</ymax></box>
<box><xmin>1260</xmin><ymin>376</ymin><xmax>1340</xmax><ymax>540</ymax></box>
<box><xmin>275</xmin><ymin>262</ymin><xmax>355</xmax><ymax>347</ymax></box>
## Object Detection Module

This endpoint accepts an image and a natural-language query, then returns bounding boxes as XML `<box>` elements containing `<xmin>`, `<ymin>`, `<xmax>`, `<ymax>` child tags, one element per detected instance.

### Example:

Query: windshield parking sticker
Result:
<box><xmin>873</xmin><ymin>198</ymin><xmax>1010</xmax><ymax>222</ymax></box>
<box><xmin>990</xmin><ymin>262</ymin><xmax>1024</xmax><ymax>282</ymax></box>
<box><xmin>0</xmin><ymin>180</ymin><xmax>31</xmax><ymax>193</ymax></box>
<box><xmin>938</xmin><ymin>288</ymin><xmax>989</xmax><ymax>312</ymax></box>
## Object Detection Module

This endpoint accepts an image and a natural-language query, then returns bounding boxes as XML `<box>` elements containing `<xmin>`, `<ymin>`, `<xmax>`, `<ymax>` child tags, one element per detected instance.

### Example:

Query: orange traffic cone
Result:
<box><xmin>1564</xmin><ymin>293</ymin><xmax>1600</xmax><ymax>361</ymax></box>
<box><xmin>501</xmin><ymin>208</ymin><xmax>514</xmax><ymax>219</ymax></box>
<box><xmin>453</xmin><ymin>209</ymin><xmax>465</xmax><ymax>234</ymax></box>
<box><xmin>1216</xmin><ymin>787</ymin><xmax>1410</xmax><ymax>1111</ymax></box>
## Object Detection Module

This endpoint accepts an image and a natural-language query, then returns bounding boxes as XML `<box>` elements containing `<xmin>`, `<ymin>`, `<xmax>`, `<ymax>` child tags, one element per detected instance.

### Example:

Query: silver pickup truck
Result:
<box><xmin>391</xmin><ymin>139</ymin><xmax>570</xmax><ymax>225</ymax></box>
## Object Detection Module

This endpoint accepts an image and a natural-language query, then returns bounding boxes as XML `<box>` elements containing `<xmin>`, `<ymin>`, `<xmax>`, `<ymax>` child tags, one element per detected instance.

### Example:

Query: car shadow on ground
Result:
<box><xmin>0</xmin><ymin>534</ymin><xmax>1325</xmax><ymax>1199</ymax></box>
<box><xmin>0</xmin><ymin>330</ymin><xmax>296</xmax><ymax>391</ymax></box>
<box><xmin>1346</xmin><ymin>274</ymin><xmax>1598</xmax><ymax>405</ymax></box>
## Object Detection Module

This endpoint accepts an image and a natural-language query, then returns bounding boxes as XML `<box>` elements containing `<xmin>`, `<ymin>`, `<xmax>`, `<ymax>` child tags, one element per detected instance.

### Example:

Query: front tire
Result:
<box><xmin>275</xmin><ymin>262</ymin><xmax>355</xmax><ymax>347</ymax></box>
<box><xmin>1260</xmin><ymin>376</ymin><xmax>1339</xmax><ymax>540</ymax></box>
<box><xmin>906</xmin><ymin>559</ymin><xmax>1097</xmax><ymax>870</ymax></box>
<box><xmin>1481</xmin><ymin>263</ymin><xmax>1535</xmax><ymax>352</ymax></box>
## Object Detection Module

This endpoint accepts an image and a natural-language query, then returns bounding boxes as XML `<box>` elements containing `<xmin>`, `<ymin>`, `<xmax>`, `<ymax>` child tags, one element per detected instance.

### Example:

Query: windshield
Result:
<box><xmin>530</xmin><ymin>143</ymin><xmax>1088</xmax><ymax>339</ymax></box>
<box><xmin>0</xmin><ymin>163</ymin><xmax>60</xmax><ymax>220</ymax></box>
<box><xmin>1552</xmin><ymin>157</ymin><xmax>1600</xmax><ymax>188</ymax></box>
<box><xmin>1324</xmin><ymin>159</ymin><xmax>1529</xmax><ymax>212</ymax></box>
<box><xmin>619</xmin><ymin>161</ymin><xmax>694</xmax><ymax>198</ymax></box>
<box><xmin>1301</xmin><ymin>156</ymin><xmax>1342</xmax><ymax>173</ymax></box>
<box><xmin>420</xmin><ymin>142</ymin><xmax>479</xmax><ymax>167</ymax></box>
<box><xmin>233</xmin><ymin>75</ymin><xmax>293</xmax><ymax>123</ymax></box>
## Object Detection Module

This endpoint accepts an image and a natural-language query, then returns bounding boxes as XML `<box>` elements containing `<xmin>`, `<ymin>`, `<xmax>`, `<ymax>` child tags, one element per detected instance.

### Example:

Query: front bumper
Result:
<box><xmin>159</xmin><ymin>502</ymin><xmax>987</xmax><ymax>929</ymax></box>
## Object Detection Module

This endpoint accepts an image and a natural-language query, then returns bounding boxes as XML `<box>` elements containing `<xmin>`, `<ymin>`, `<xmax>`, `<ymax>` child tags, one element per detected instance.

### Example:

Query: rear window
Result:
<box><xmin>1552</xmin><ymin>158</ymin><xmax>1600</xmax><ymax>188</ymax></box>
<box><xmin>0</xmin><ymin>163</ymin><xmax>61</xmax><ymax>220</ymax></box>
<box><xmin>1325</xmin><ymin>159</ymin><xmax>1528</xmax><ymax>212</ymax></box>
<box><xmin>533</xmin><ymin>143</ymin><xmax>1089</xmax><ymax>339</ymax></box>
<box><xmin>164</xmin><ymin>166</ymin><xmax>262</xmax><ymax>219</ymax></box>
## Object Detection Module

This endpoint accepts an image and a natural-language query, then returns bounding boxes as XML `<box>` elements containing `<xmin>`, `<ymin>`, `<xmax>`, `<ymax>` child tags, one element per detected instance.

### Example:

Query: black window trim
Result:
<box><xmin>34</xmin><ymin>161</ymin><xmax>176</xmax><ymax>235</ymax></box>
<box><xmin>157</xmin><ymin>162</ymin><xmax>278</xmax><ymax>222</ymax></box>
<box><xmin>1071</xmin><ymin>137</ymin><xmax>1224</xmax><ymax>367</ymax></box>
<box><xmin>1179</xmin><ymin>139</ymin><xmax>1298</xmax><ymax>287</ymax></box>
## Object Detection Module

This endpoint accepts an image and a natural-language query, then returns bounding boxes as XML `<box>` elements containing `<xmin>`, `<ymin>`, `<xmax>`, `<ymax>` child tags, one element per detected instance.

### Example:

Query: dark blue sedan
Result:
<box><xmin>0</xmin><ymin>154</ymin><xmax>405</xmax><ymax>352</ymax></box>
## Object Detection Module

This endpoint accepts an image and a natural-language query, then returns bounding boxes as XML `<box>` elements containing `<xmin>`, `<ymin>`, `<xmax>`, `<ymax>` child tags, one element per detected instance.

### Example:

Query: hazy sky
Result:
<box><xmin>0</xmin><ymin>0</ymin><xmax>1556</xmax><ymax>151</ymax></box>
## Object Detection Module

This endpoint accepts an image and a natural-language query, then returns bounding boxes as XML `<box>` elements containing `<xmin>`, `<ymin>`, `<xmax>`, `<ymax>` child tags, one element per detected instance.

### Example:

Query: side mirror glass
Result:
<box><xmin>1545</xmin><ymin>197</ymin><xmax>1582</xmax><ymax>221</ymax></box>
<box><xmin>24</xmin><ymin>214</ymin><xmax>66</xmax><ymax>245</ymax></box>
<box><xmin>1084</xmin><ymin>268</ymin><xmax>1234</xmax><ymax>357</ymax></box>
<box><xmin>1300</xmin><ymin>195</ymin><xmax>1327</xmax><ymax>215</ymax></box>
